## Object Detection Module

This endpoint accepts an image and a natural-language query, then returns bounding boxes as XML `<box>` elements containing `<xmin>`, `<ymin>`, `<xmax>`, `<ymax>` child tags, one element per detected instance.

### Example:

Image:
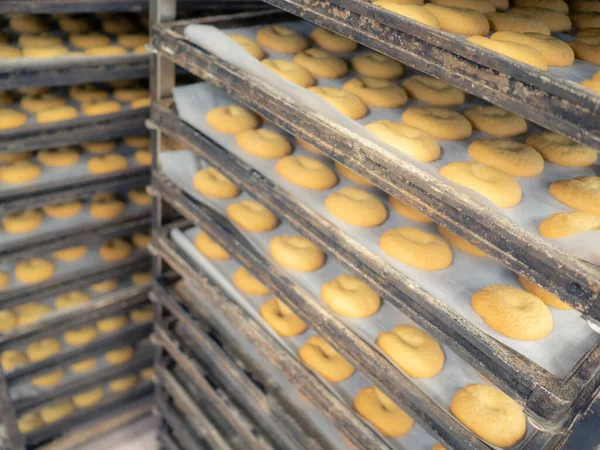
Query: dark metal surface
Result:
<box><xmin>150</xmin><ymin>18</ymin><xmax>600</xmax><ymax>320</ymax></box>
<box><xmin>156</xmin><ymin>395</ymin><xmax>211</xmax><ymax>450</ymax></box>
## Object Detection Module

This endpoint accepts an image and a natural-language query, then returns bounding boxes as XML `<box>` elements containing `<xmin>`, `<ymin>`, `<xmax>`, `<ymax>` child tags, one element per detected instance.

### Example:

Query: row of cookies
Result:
<box><xmin>0</xmin><ymin>13</ymin><xmax>148</xmax><ymax>59</ymax></box>
<box><xmin>182</xmin><ymin>226</ymin><xmax>527</xmax><ymax>449</ymax></box>
<box><xmin>1</xmin><ymin>193</ymin><xmax>150</xmax><ymax>236</ymax></box>
<box><xmin>16</xmin><ymin>365</ymin><xmax>154</xmax><ymax>435</ymax></box>
<box><xmin>0</xmin><ymin>234</ymin><xmax>149</xmax><ymax>291</ymax></box>
<box><xmin>0</xmin><ymin>82</ymin><xmax>150</xmax><ymax>131</ymax></box>
<box><xmin>0</xmin><ymin>273</ymin><xmax>152</xmax><ymax>337</ymax></box>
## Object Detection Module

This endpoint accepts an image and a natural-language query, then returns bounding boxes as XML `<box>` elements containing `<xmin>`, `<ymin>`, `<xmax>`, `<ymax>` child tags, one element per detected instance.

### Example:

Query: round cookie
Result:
<box><xmin>539</xmin><ymin>212</ymin><xmax>600</xmax><ymax>240</ymax></box>
<box><xmin>82</xmin><ymin>140</ymin><xmax>116</xmax><ymax>154</ymax></box>
<box><xmin>132</xmin><ymin>231</ymin><xmax>151</xmax><ymax>249</ymax></box>
<box><xmin>353</xmin><ymin>386</ymin><xmax>414</xmax><ymax>437</ymax></box>
<box><xmin>90</xmin><ymin>279</ymin><xmax>119</xmax><ymax>293</ymax></box>
<box><xmin>493</xmin><ymin>30</ymin><xmax>574</xmax><ymax>55</ymax></box>
<box><xmin>526</xmin><ymin>132</ymin><xmax>597</xmax><ymax>167</ymax></box>
<box><xmin>37</xmin><ymin>147</ymin><xmax>80</xmax><ymax>167</ymax></box>
<box><xmin>88</xmin><ymin>153</ymin><xmax>129</xmax><ymax>174</ymax></box>
<box><xmin>307</xmin><ymin>87</ymin><xmax>368</xmax><ymax>119</ymax></box>
<box><xmin>130</xmin><ymin>306</ymin><xmax>153</xmax><ymax>322</ymax></box>
<box><xmin>261</xmin><ymin>60</ymin><xmax>315</xmax><ymax>87</ymax></box>
<box><xmin>114</xmin><ymin>86</ymin><xmax>149</xmax><ymax>103</ymax></box>
<box><xmin>102</xmin><ymin>16</ymin><xmax>135</xmax><ymax>34</ymax></box>
<box><xmin>205</xmin><ymin>105</ymin><xmax>260</xmax><ymax>134</ymax></box>
<box><xmin>3</xmin><ymin>210</ymin><xmax>44</xmax><ymax>233</ymax></box>
<box><xmin>342</xmin><ymin>77</ymin><xmax>408</xmax><ymax>108</ymax></box>
<box><xmin>466</xmin><ymin>36</ymin><xmax>548</xmax><ymax>70</ymax></box>
<box><xmin>229</xmin><ymin>34</ymin><xmax>265</xmax><ymax>59</ymax></box>
<box><xmin>58</xmin><ymin>17</ymin><xmax>91</xmax><ymax>33</ymax></box>
<box><xmin>16</xmin><ymin>86</ymin><xmax>50</xmax><ymax>96</ymax></box>
<box><xmin>518</xmin><ymin>275</ymin><xmax>571</xmax><ymax>310</ymax></box>
<box><xmin>423</xmin><ymin>3</ymin><xmax>490</xmax><ymax>35</ymax></box>
<box><xmin>32</xmin><ymin>369</ymin><xmax>65</xmax><ymax>388</ymax></box>
<box><xmin>389</xmin><ymin>195</ymin><xmax>432</xmax><ymax>223</ymax></box>
<box><xmin>18</xmin><ymin>412</ymin><xmax>43</xmax><ymax>434</ymax></box>
<box><xmin>69</xmin><ymin>32</ymin><xmax>111</xmax><ymax>49</ymax></box>
<box><xmin>569</xmin><ymin>40</ymin><xmax>600</xmax><ymax>65</ymax></box>
<box><xmin>124</xmin><ymin>135</ymin><xmax>150</xmax><ymax>149</ymax></box>
<box><xmin>18</xmin><ymin>34</ymin><xmax>62</xmax><ymax>48</ymax></box>
<box><xmin>40</xmin><ymin>400</ymin><xmax>75</xmax><ymax>424</ymax></box>
<box><xmin>232</xmin><ymin>267</ymin><xmax>269</xmax><ymax>296</ymax></box>
<box><xmin>513</xmin><ymin>0</ymin><xmax>568</xmax><ymax>12</ymax></box>
<box><xmin>69</xmin><ymin>84</ymin><xmax>108</xmax><ymax>103</ymax></box>
<box><xmin>321</xmin><ymin>275</ymin><xmax>381</xmax><ymax>318</ymax></box>
<box><xmin>90</xmin><ymin>193</ymin><xmax>126</xmax><ymax>220</ymax></box>
<box><xmin>36</xmin><ymin>105</ymin><xmax>79</xmax><ymax>123</ymax></box>
<box><xmin>256</xmin><ymin>25</ymin><xmax>309</xmax><ymax>54</ymax></box>
<box><xmin>27</xmin><ymin>338</ymin><xmax>61</xmax><ymax>362</ymax></box>
<box><xmin>131</xmin><ymin>272</ymin><xmax>152</xmax><ymax>285</ymax></box>
<box><xmin>16</xmin><ymin>303</ymin><xmax>52</xmax><ymax>326</ymax></box>
<box><xmin>486</xmin><ymin>11</ymin><xmax>551</xmax><ymax>35</ymax></box>
<box><xmin>467</xmin><ymin>140</ymin><xmax>544</xmax><ymax>177</ymax></box>
<box><xmin>276</xmin><ymin>155</ymin><xmax>338</xmax><ymax>190</ymax></box>
<box><xmin>334</xmin><ymin>162</ymin><xmax>374</xmax><ymax>187</ymax></box>
<box><xmin>439</xmin><ymin>162</ymin><xmax>522</xmax><ymax>208</ymax></box>
<box><xmin>377</xmin><ymin>324</ymin><xmax>445</xmax><ymax>377</ymax></box>
<box><xmin>83</xmin><ymin>45</ymin><xmax>127</xmax><ymax>56</ymax></box>
<box><xmin>117</xmin><ymin>33</ymin><xmax>148</xmax><ymax>49</ymax></box>
<box><xmin>0</xmin><ymin>152</ymin><xmax>32</xmax><ymax>163</ymax></box>
<box><xmin>43</xmin><ymin>200</ymin><xmax>83</xmax><ymax>218</ymax></box>
<box><xmin>140</xmin><ymin>367</ymin><xmax>154</xmax><ymax>381</ymax></box>
<box><xmin>193</xmin><ymin>166</ymin><xmax>241</xmax><ymax>199</ymax></box>
<box><xmin>130</xmin><ymin>97</ymin><xmax>150</xmax><ymax>110</ymax></box>
<box><xmin>298</xmin><ymin>336</ymin><xmax>355</xmax><ymax>382</ymax></box>
<box><xmin>0</xmin><ymin>109</ymin><xmax>27</xmax><ymax>130</ymax></box>
<box><xmin>236</xmin><ymin>128</ymin><xmax>292</xmax><ymax>159</ymax></box>
<box><xmin>52</xmin><ymin>245</ymin><xmax>87</xmax><ymax>262</ymax></box>
<box><xmin>568</xmin><ymin>13</ymin><xmax>600</xmax><ymax>30</ymax></box>
<box><xmin>325</xmin><ymin>187</ymin><xmax>388</xmax><ymax>227</ymax></box>
<box><xmin>70</xmin><ymin>358</ymin><xmax>97</xmax><ymax>372</ymax></box>
<box><xmin>226</xmin><ymin>200</ymin><xmax>279</xmax><ymax>232</ymax></box>
<box><xmin>366</xmin><ymin>120</ymin><xmax>441</xmax><ymax>162</ymax></box>
<box><xmin>464</xmin><ymin>105</ymin><xmax>528</xmax><ymax>137</ymax></box>
<box><xmin>15</xmin><ymin>258</ymin><xmax>55</xmax><ymax>284</ymax></box>
<box><xmin>549</xmin><ymin>176</ymin><xmax>600</xmax><ymax>216</ymax></box>
<box><xmin>0</xmin><ymin>46</ymin><xmax>21</xmax><ymax>59</ymax></box>
<box><xmin>0</xmin><ymin>160</ymin><xmax>41</xmax><ymax>184</ymax></box>
<box><xmin>451</xmin><ymin>384</ymin><xmax>526</xmax><ymax>447</ymax></box>
<box><xmin>97</xmin><ymin>315</ymin><xmax>128</xmax><ymax>333</ymax></box>
<box><xmin>310</xmin><ymin>27</ymin><xmax>358</xmax><ymax>53</ymax></box>
<box><xmin>99</xmin><ymin>238</ymin><xmax>133</xmax><ymax>262</ymax></box>
<box><xmin>81</xmin><ymin>99</ymin><xmax>122</xmax><ymax>116</ymax></box>
<box><xmin>402</xmin><ymin>75</ymin><xmax>465</xmax><ymax>105</ymax></box>
<box><xmin>430</xmin><ymin>0</ymin><xmax>494</xmax><ymax>13</ymax></box>
<box><xmin>437</xmin><ymin>225</ymin><xmax>488</xmax><ymax>258</ymax></box>
<box><xmin>128</xmin><ymin>188</ymin><xmax>151</xmax><ymax>206</ymax></box>
<box><xmin>512</xmin><ymin>7</ymin><xmax>572</xmax><ymax>32</ymax></box>
<box><xmin>0</xmin><ymin>272</ymin><xmax>8</xmax><ymax>291</ymax></box>
<box><xmin>194</xmin><ymin>232</ymin><xmax>230</xmax><ymax>260</ymax></box>
<box><xmin>21</xmin><ymin>93</ymin><xmax>66</xmax><ymax>113</ymax></box>
<box><xmin>9</xmin><ymin>15</ymin><xmax>49</xmax><ymax>33</ymax></box>
<box><xmin>1</xmin><ymin>350</ymin><xmax>27</xmax><ymax>372</ymax></box>
<box><xmin>351</xmin><ymin>52</ymin><xmax>404</xmax><ymax>80</ymax></box>
<box><xmin>0</xmin><ymin>310</ymin><xmax>17</xmax><ymax>333</ymax></box>
<box><xmin>373</xmin><ymin>2</ymin><xmax>441</xmax><ymax>28</ymax></box>
<box><xmin>55</xmin><ymin>291</ymin><xmax>91</xmax><ymax>310</ymax></box>
<box><xmin>73</xmin><ymin>387</ymin><xmax>105</xmax><ymax>408</ymax></box>
<box><xmin>134</xmin><ymin>149</ymin><xmax>151</xmax><ymax>166</ymax></box>
<box><xmin>571</xmin><ymin>0</ymin><xmax>600</xmax><ymax>13</ymax></box>
<box><xmin>105</xmin><ymin>346</ymin><xmax>134</xmax><ymax>365</ymax></box>
<box><xmin>581</xmin><ymin>79</ymin><xmax>600</xmax><ymax>93</ymax></box>
<box><xmin>401</xmin><ymin>107</ymin><xmax>472</xmax><ymax>140</ymax></box>
<box><xmin>293</xmin><ymin>48</ymin><xmax>348</xmax><ymax>79</ymax></box>
<box><xmin>269</xmin><ymin>235</ymin><xmax>325</xmax><ymax>272</ymax></box>
<box><xmin>64</xmin><ymin>326</ymin><xmax>97</xmax><ymax>346</ymax></box>
<box><xmin>379</xmin><ymin>227</ymin><xmax>453</xmax><ymax>271</ymax></box>
<box><xmin>259</xmin><ymin>297</ymin><xmax>307</xmax><ymax>337</ymax></box>
<box><xmin>472</xmin><ymin>284</ymin><xmax>553</xmax><ymax>340</ymax></box>
<box><xmin>109</xmin><ymin>375</ymin><xmax>138</xmax><ymax>392</ymax></box>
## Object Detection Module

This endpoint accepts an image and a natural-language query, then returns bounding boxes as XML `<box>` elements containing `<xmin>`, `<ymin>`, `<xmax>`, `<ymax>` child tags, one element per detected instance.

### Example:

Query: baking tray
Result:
<box><xmin>149</xmin><ymin>10</ymin><xmax>600</xmax><ymax>317</ymax></box>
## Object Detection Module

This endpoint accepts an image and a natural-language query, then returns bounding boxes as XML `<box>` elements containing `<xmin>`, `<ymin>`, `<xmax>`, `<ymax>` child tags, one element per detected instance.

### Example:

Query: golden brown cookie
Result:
<box><xmin>353</xmin><ymin>387</ymin><xmax>414</xmax><ymax>437</ymax></box>
<box><xmin>9</xmin><ymin>15</ymin><xmax>49</xmax><ymax>33</ymax></box>
<box><xmin>130</xmin><ymin>306</ymin><xmax>153</xmax><ymax>322</ymax></box>
<box><xmin>334</xmin><ymin>162</ymin><xmax>374</xmax><ymax>187</ymax></box>
<box><xmin>0</xmin><ymin>272</ymin><xmax>8</xmax><ymax>291</ymax></box>
<box><xmin>233</xmin><ymin>267</ymin><xmax>269</xmax><ymax>296</ymax></box>
<box><xmin>85</xmin><ymin>45</ymin><xmax>127</xmax><ymax>56</ymax></box>
<box><xmin>423</xmin><ymin>3</ymin><xmax>490</xmax><ymax>35</ymax></box>
<box><xmin>124</xmin><ymin>135</ymin><xmax>150</xmax><ymax>149</ymax></box>
<box><xmin>102</xmin><ymin>16</ymin><xmax>135</xmax><ymax>34</ymax></box>
<box><xmin>69</xmin><ymin>84</ymin><xmax>108</xmax><ymax>103</ymax></box>
<box><xmin>351</xmin><ymin>52</ymin><xmax>404</xmax><ymax>80</ymax></box>
<box><xmin>21</xmin><ymin>93</ymin><xmax>66</xmax><ymax>113</ymax></box>
<box><xmin>293</xmin><ymin>48</ymin><xmax>348</xmax><ymax>79</ymax></box>
<box><xmin>1</xmin><ymin>350</ymin><xmax>27</xmax><ymax>372</ymax></box>
<box><xmin>87</xmin><ymin>153</ymin><xmax>129</xmax><ymax>174</ymax></box>
<box><xmin>15</xmin><ymin>258</ymin><xmax>55</xmax><ymax>284</ymax></box>
<box><xmin>402</xmin><ymin>75</ymin><xmax>465</xmax><ymax>105</ymax></box>
<box><xmin>70</xmin><ymin>358</ymin><xmax>97</xmax><ymax>372</ymax></box>
<box><xmin>437</xmin><ymin>225</ymin><xmax>488</xmax><ymax>258</ymax></box>
<box><xmin>131</xmin><ymin>272</ymin><xmax>152</xmax><ymax>285</ymax></box>
<box><xmin>0</xmin><ymin>45</ymin><xmax>21</xmax><ymax>58</ymax></box>
<box><xmin>73</xmin><ymin>387</ymin><xmax>105</xmax><ymax>408</ymax></box>
<box><xmin>472</xmin><ymin>284</ymin><xmax>553</xmax><ymax>340</ymax></box>
<box><xmin>467</xmin><ymin>140</ymin><xmax>544</xmax><ymax>177</ymax></box>
<box><xmin>430</xmin><ymin>0</ymin><xmax>494</xmax><ymax>13</ymax></box>
<box><xmin>0</xmin><ymin>310</ymin><xmax>17</xmax><ymax>333</ymax></box>
<box><xmin>307</xmin><ymin>87</ymin><xmax>368</xmax><ymax>119</ymax></box>
<box><xmin>0</xmin><ymin>152</ymin><xmax>32</xmax><ymax>163</ymax></box>
<box><xmin>464</xmin><ymin>105</ymin><xmax>528</xmax><ymax>137</ymax></box>
<box><xmin>82</xmin><ymin>140</ymin><xmax>117</xmax><ymax>154</ymax></box>
<box><xmin>15</xmin><ymin>302</ymin><xmax>52</xmax><ymax>326</ymax></box>
<box><xmin>512</xmin><ymin>7</ymin><xmax>572</xmax><ymax>32</ymax></box>
<box><xmin>518</xmin><ymin>275</ymin><xmax>571</xmax><ymax>310</ymax></box>
<box><xmin>52</xmin><ymin>246</ymin><xmax>87</xmax><ymax>262</ymax></box>
<box><xmin>55</xmin><ymin>291</ymin><xmax>91</xmax><ymax>310</ymax></box>
<box><xmin>380</xmin><ymin>227</ymin><xmax>453</xmax><ymax>270</ymax></box>
<box><xmin>81</xmin><ymin>99</ymin><xmax>122</xmax><ymax>116</ymax></box>
<box><xmin>128</xmin><ymin>188</ymin><xmax>152</xmax><ymax>206</ymax></box>
<box><xmin>40</xmin><ymin>400</ymin><xmax>75</xmax><ymax>423</ymax></box>
<box><xmin>110</xmin><ymin>375</ymin><xmax>138</xmax><ymax>392</ymax></box>
<box><xmin>373</xmin><ymin>2</ymin><xmax>441</xmax><ymax>28</ymax></box>
<box><xmin>0</xmin><ymin>160</ymin><xmax>41</xmax><ymax>184</ymax></box>
<box><xmin>64</xmin><ymin>326</ymin><xmax>97</xmax><ymax>346</ymax></box>
<box><xmin>206</xmin><ymin>105</ymin><xmax>260</xmax><ymax>134</ymax></box>
<box><xmin>69</xmin><ymin>32</ymin><xmax>111</xmax><ymax>49</ymax></box>
<box><xmin>513</xmin><ymin>0</ymin><xmax>567</xmax><ymax>12</ymax></box>
<box><xmin>550</xmin><ymin>176</ymin><xmax>600</xmax><ymax>216</ymax></box>
<box><xmin>571</xmin><ymin>0</ymin><xmax>600</xmax><ymax>13</ymax></box>
<box><xmin>114</xmin><ymin>86</ymin><xmax>149</xmax><ymax>103</ymax></box>
<box><xmin>105</xmin><ymin>346</ymin><xmax>134</xmax><ymax>365</ymax></box>
<box><xmin>23</xmin><ymin>45</ymin><xmax>70</xmax><ymax>58</ymax></box>
<box><xmin>193</xmin><ymin>167</ymin><xmax>240</xmax><ymax>199</ymax></box>
<box><xmin>132</xmin><ymin>231</ymin><xmax>151</xmax><ymax>249</ymax></box>
<box><xmin>342</xmin><ymin>77</ymin><xmax>408</xmax><ymax>108</ymax></box>
<box><xmin>270</xmin><ymin>235</ymin><xmax>325</xmax><ymax>272</ymax></box>
<box><xmin>0</xmin><ymin>108</ymin><xmax>27</xmax><ymax>130</ymax></box>
<box><xmin>569</xmin><ymin>40</ymin><xmax>600</xmax><ymax>65</ymax></box>
<box><xmin>539</xmin><ymin>211</ymin><xmax>600</xmax><ymax>241</ymax></box>
<box><xmin>260</xmin><ymin>297</ymin><xmax>307</xmax><ymax>336</ymax></box>
<box><xmin>366</xmin><ymin>120</ymin><xmax>441</xmax><ymax>162</ymax></box>
<box><xmin>377</xmin><ymin>324</ymin><xmax>445</xmax><ymax>377</ymax></box>
<box><xmin>526</xmin><ymin>132</ymin><xmax>597</xmax><ymax>167</ymax></box>
<box><xmin>117</xmin><ymin>33</ymin><xmax>148</xmax><ymax>49</ymax></box>
<box><xmin>3</xmin><ymin>210</ymin><xmax>43</xmax><ymax>234</ymax></box>
<box><xmin>402</xmin><ymin>107</ymin><xmax>472</xmax><ymax>141</ymax></box>
<box><xmin>227</xmin><ymin>200</ymin><xmax>279</xmax><ymax>232</ymax></box>
<box><xmin>27</xmin><ymin>337</ymin><xmax>61</xmax><ymax>361</ymax></box>
<box><xmin>451</xmin><ymin>384</ymin><xmax>527</xmax><ymax>447</ymax></box>
<box><xmin>310</xmin><ymin>27</ymin><xmax>358</xmax><ymax>53</ymax></box>
<box><xmin>256</xmin><ymin>25</ymin><xmax>309</xmax><ymax>54</ymax></box>
<box><xmin>570</xmin><ymin>13</ymin><xmax>600</xmax><ymax>30</ymax></box>
<box><xmin>389</xmin><ymin>196</ymin><xmax>432</xmax><ymax>223</ymax></box>
<box><xmin>466</xmin><ymin>35</ymin><xmax>548</xmax><ymax>70</ymax></box>
<box><xmin>581</xmin><ymin>79</ymin><xmax>600</xmax><ymax>93</ymax></box>
<box><xmin>134</xmin><ymin>149</ymin><xmax>151</xmax><ymax>166</ymax></box>
<box><xmin>236</xmin><ymin>128</ymin><xmax>292</xmax><ymax>159</ymax></box>
<box><xmin>17</xmin><ymin>412</ymin><xmax>43</xmax><ymax>434</ymax></box>
<box><xmin>89</xmin><ymin>194</ymin><xmax>125</xmax><ymax>221</ymax></box>
<box><xmin>194</xmin><ymin>231</ymin><xmax>230</xmax><ymax>260</ymax></box>
<box><xmin>97</xmin><ymin>315</ymin><xmax>128</xmax><ymax>333</ymax></box>
<box><xmin>58</xmin><ymin>17</ymin><xmax>91</xmax><ymax>33</ymax></box>
<box><xmin>261</xmin><ymin>59</ymin><xmax>315</xmax><ymax>87</ymax></box>
<box><xmin>99</xmin><ymin>238</ymin><xmax>133</xmax><ymax>262</ymax></box>
<box><xmin>325</xmin><ymin>187</ymin><xmax>388</xmax><ymax>227</ymax></box>
<box><xmin>90</xmin><ymin>279</ymin><xmax>119</xmax><ymax>293</ymax></box>
<box><xmin>276</xmin><ymin>155</ymin><xmax>338</xmax><ymax>190</ymax></box>
<box><xmin>140</xmin><ymin>367</ymin><xmax>155</xmax><ymax>381</ymax></box>
<box><xmin>43</xmin><ymin>200</ymin><xmax>83</xmax><ymax>218</ymax></box>
<box><xmin>298</xmin><ymin>336</ymin><xmax>355</xmax><ymax>382</ymax></box>
<box><xmin>229</xmin><ymin>34</ymin><xmax>265</xmax><ymax>59</ymax></box>
<box><xmin>486</xmin><ymin>11</ymin><xmax>551</xmax><ymax>34</ymax></box>
<box><xmin>37</xmin><ymin>147</ymin><xmax>80</xmax><ymax>167</ymax></box>
<box><xmin>321</xmin><ymin>275</ymin><xmax>381</xmax><ymax>318</ymax></box>
<box><xmin>36</xmin><ymin>105</ymin><xmax>79</xmax><ymax>123</ymax></box>
<box><xmin>439</xmin><ymin>162</ymin><xmax>522</xmax><ymax>208</ymax></box>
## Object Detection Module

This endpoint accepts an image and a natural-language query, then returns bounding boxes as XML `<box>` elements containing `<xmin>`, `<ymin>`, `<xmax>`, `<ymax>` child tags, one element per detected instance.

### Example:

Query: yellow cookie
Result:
<box><xmin>9</xmin><ymin>15</ymin><xmax>48</xmax><ymax>33</ymax></box>
<box><xmin>377</xmin><ymin>324</ymin><xmax>445</xmax><ymax>377</ymax></box>
<box><xmin>293</xmin><ymin>48</ymin><xmax>348</xmax><ymax>79</ymax></box>
<box><xmin>85</xmin><ymin>45</ymin><xmax>128</xmax><ymax>56</ymax></box>
<box><xmin>0</xmin><ymin>45</ymin><xmax>21</xmax><ymax>59</ymax></box>
<box><xmin>0</xmin><ymin>152</ymin><xmax>32</xmax><ymax>163</ymax></box>
<box><xmin>99</xmin><ymin>238</ymin><xmax>133</xmax><ymax>262</ymax></box>
<box><xmin>128</xmin><ymin>188</ymin><xmax>151</xmax><ymax>206</ymax></box>
<box><xmin>325</xmin><ymin>187</ymin><xmax>388</xmax><ymax>227</ymax></box>
<box><xmin>549</xmin><ymin>176</ymin><xmax>600</xmax><ymax>216</ymax></box>
<box><xmin>15</xmin><ymin>302</ymin><xmax>52</xmax><ymax>326</ymax></box>
<box><xmin>472</xmin><ymin>284</ymin><xmax>553</xmax><ymax>340</ymax></box>
<box><xmin>464</xmin><ymin>105</ymin><xmax>527</xmax><ymax>137</ymax></box>
<box><xmin>321</xmin><ymin>275</ymin><xmax>381</xmax><ymax>318</ymax></box>
<box><xmin>40</xmin><ymin>400</ymin><xmax>75</xmax><ymax>424</ymax></box>
<box><xmin>430</xmin><ymin>0</ymin><xmax>494</xmax><ymax>13</ymax></box>
<box><xmin>0</xmin><ymin>310</ymin><xmax>17</xmax><ymax>333</ymax></box>
<box><xmin>81</xmin><ymin>99</ymin><xmax>122</xmax><ymax>116</ymax></box>
<box><xmin>276</xmin><ymin>155</ymin><xmax>338</xmax><ymax>190</ymax></box>
<box><xmin>571</xmin><ymin>0</ymin><xmax>600</xmax><ymax>13</ymax></box>
<box><xmin>131</xmin><ymin>272</ymin><xmax>152</xmax><ymax>285</ymax></box>
<box><xmin>124</xmin><ymin>135</ymin><xmax>149</xmax><ymax>149</ymax></box>
<box><xmin>232</xmin><ymin>267</ymin><xmax>269</xmax><ymax>296</ymax></box>
<box><xmin>423</xmin><ymin>3</ymin><xmax>490</xmax><ymax>35</ymax></box>
<box><xmin>235</xmin><ymin>128</ymin><xmax>292</xmax><ymax>159</ymax></box>
<box><xmin>310</xmin><ymin>27</ymin><xmax>358</xmax><ymax>52</ymax></box>
<box><xmin>193</xmin><ymin>166</ymin><xmax>240</xmax><ymax>199</ymax></box>
<box><xmin>526</xmin><ymin>132</ymin><xmax>597</xmax><ymax>167</ymax></box>
<box><xmin>130</xmin><ymin>306</ymin><xmax>153</xmax><ymax>322</ymax></box>
<box><xmin>23</xmin><ymin>45</ymin><xmax>70</xmax><ymax>58</ymax></box>
<box><xmin>366</xmin><ymin>120</ymin><xmax>441</xmax><ymax>162</ymax></box>
<box><xmin>308</xmin><ymin>87</ymin><xmax>368</xmax><ymax>119</ymax></box>
<box><xmin>351</xmin><ymin>52</ymin><xmax>404</xmax><ymax>80</ymax></box>
<box><xmin>36</xmin><ymin>105</ymin><xmax>79</xmax><ymax>123</ymax></box>
<box><xmin>82</xmin><ymin>140</ymin><xmax>116</xmax><ymax>154</ymax></box>
<box><xmin>69</xmin><ymin>32</ymin><xmax>110</xmax><ymax>49</ymax></box>
<box><xmin>343</xmin><ymin>77</ymin><xmax>408</xmax><ymax>108</ymax></box>
<box><xmin>379</xmin><ymin>227</ymin><xmax>453</xmax><ymax>270</ymax></box>
<box><xmin>64</xmin><ymin>326</ymin><xmax>97</xmax><ymax>346</ymax></box>
<box><xmin>0</xmin><ymin>272</ymin><xmax>8</xmax><ymax>291</ymax></box>
<box><xmin>353</xmin><ymin>387</ymin><xmax>414</xmax><ymax>437</ymax></box>
<box><xmin>3</xmin><ymin>210</ymin><xmax>43</xmax><ymax>233</ymax></box>
<box><xmin>194</xmin><ymin>231</ymin><xmax>230</xmax><ymax>260</ymax></box>
<box><xmin>90</xmin><ymin>279</ymin><xmax>119</xmax><ymax>293</ymax></box>
<box><xmin>52</xmin><ymin>245</ymin><xmax>87</xmax><ymax>262</ymax></box>
<box><xmin>389</xmin><ymin>195</ymin><xmax>432</xmax><ymax>223</ymax></box>
<box><xmin>97</xmin><ymin>315</ymin><xmax>128</xmax><ymax>333</ymax></box>
<box><xmin>513</xmin><ymin>0</ymin><xmax>567</xmax><ymax>12</ymax></box>
<box><xmin>1</xmin><ymin>350</ymin><xmax>27</xmax><ymax>372</ymax></box>
<box><xmin>114</xmin><ymin>87</ymin><xmax>149</xmax><ymax>103</ymax></box>
<box><xmin>467</xmin><ymin>140</ymin><xmax>544</xmax><ymax>177</ymax></box>
<box><xmin>130</xmin><ymin>97</ymin><xmax>151</xmax><ymax>110</ymax></box>
<box><xmin>110</xmin><ymin>375</ymin><xmax>138</xmax><ymax>392</ymax></box>
<box><xmin>298</xmin><ymin>336</ymin><xmax>354</xmax><ymax>382</ymax></box>
<box><xmin>260</xmin><ymin>297</ymin><xmax>307</xmax><ymax>337</ymax></box>
<box><xmin>0</xmin><ymin>108</ymin><xmax>27</xmax><ymax>130</ymax></box>
<box><xmin>229</xmin><ymin>34</ymin><xmax>265</xmax><ymax>59</ymax></box>
<box><xmin>15</xmin><ymin>258</ymin><xmax>55</xmax><ymax>284</ymax></box>
<box><xmin>439</xmin><ymin>162</ymin><xmax>522</xmax><ymax>208</ymax></box>
<box><xmin>226</xmin><ymin>200</ymin><xmax>279</xmax><ymax>232</ymax></box>
<box><xmin>18</xmin><ymin>412</ymin><xmax>43</xmax><ymax>434</ymax></box>
<box><xmin>518</xmin><ymin>275</ymin><xmax>571</xmax><ymax>310</ymax></box>
<box><xmin>334</xmin><ymin>162</ymin><xmax>374</xmax><ymax>186</ymax></box>
<box><xmin>21</xmin><ymin>93</ymin><xmax>66</xmax><ymax>113</ymax></box>
<box><xmin>117</xmin><ymin>33</ymin><xmax>148</xmax><ymax>49</ymax></box>
<box><xmin>43</xmin><ymin>200</ymin><xmax>83</xmax><ymax>218</ymax></box>
<box><xmin>539</xmin><ymin>212</ymin><xmax>600</xmax><ymax>241</ymax></box>
<box><xmin>437</xmin><ymin>225</ymin><xmax>488</xmax><ymax>258</ymax></box>
<box><xmin>206</xmin><ymin>105</ymin><xmax>260</xmax><ymax>134</ymax></box>
<box><xmin>134</xmin><ymin>149</ymin><xmax>151</xmax><ymax>166</ymax></box>
<box><xmin>402</xmin><ymin>107</ymin><xmax>472</xmax><ymax>140</ymax></box>
<box><xmin>59</xmin><ymin>17</ymin><xmax>91</xmax><ymax>33</ymax></box>
<box><xmin>373</xmin><ymin>2</ymin><xmax>441</xmax><ymax>28</ymax></box>
<box><xmin>102</xmin><ymin>16</ymin><xmax>135</xmax><ymax>34</ymax></box>
<box><xmin>87</xmin><ymin>153</ymin><xmax>129</xmax><ymax>174</ymax></box>
<box><xmin>261</xmin><ymin>60</ymin><xmax>315</xmax><ymax>87</ymax></box>
<box><xmin>402</xmin><ymin>75</ymin><xmax>465</xmax><ymax>105</ymax></box>
<box><xmin>69</xmin><ymin>84</ymin><xmax>108</xmax><ymax>103</ymax></box>
<box><xmin>70</xmin><ymin>358</ymin><xmax>97</xmax><ymax>372</ymax></box>
<box><xmin>569</xmin><ymin>40</ymin><xmax>600</xmax><ymax>65</ymax></box>
<box><xmin>27</xmin><ymin>337</ymin><xmax>61</xmax><ymax>362</ymax></box>
<box><xmin>490</xmin><ymin>32</ymin><xmax>574</xmax><ymax>67</ymax></box>
<box><xmin>55</xmin><ymin>290</ymin><xmax>91</xmax><ymax>310</ymax></box>
<box><xmin>256</xmin><ymin>25</ymin><xmax>309</xmax><ymax>54</ymax></box>
<box><xmin>132</xmin><ymin>231</ymin><xmax>150</xmax><ymax>249</ymax></box>
<box><xmin>512</xmin><ymin>7</ymin><xmax>571</xmax><ymax>32</ymax></box>
<box><xmin>486</xmin><ymin>11</ymin><xmax>551</xmax><ymax>35</ymax></box>
<box><xmin>140</xmin><ymin>367</ymin><xmax>154</xmax><ymax>381</ymax></box>
<box><xmin>466</xmin><ymin>36</ymin><xmax>548</xmax><ymax>70</ymax></box>
<box><xmin>90</xmin><ymin>193</ymin><xmax>126</xmax><ymax>219</ymax></box>
<box><xmin>569</xmin><ymin>13</ymin><xmax>600</xmax><ymax>30</ymax></box>
<box><xmin>0</xmin><ymin>160</ymin><xmax>41</xmax><ymax>184</ymax></box>
<box><xmin>269</xmin><ymin>235</ymin><xmax>325</xmax><ymax>272</ymax></box>
<box><xmin>105</xmin><ymin>346</ymin><xmax>134</xmax><ymax>365</ymax></box>
<box><xmin>37</xmin><ymin>147</ymin><xmax>80</xmax><ymax>167</ymax></box>
<box><xmin>73</xmin><ymin>387</ymin><xmax>105</xmax><ymax>408</ymax></box>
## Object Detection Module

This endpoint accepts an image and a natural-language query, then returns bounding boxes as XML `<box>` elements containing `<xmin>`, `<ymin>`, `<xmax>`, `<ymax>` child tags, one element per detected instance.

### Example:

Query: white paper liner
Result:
<box><xmin>182</xmin><ymin>22</ymin><xmax>600</xmax><ymax>265</ymax></box>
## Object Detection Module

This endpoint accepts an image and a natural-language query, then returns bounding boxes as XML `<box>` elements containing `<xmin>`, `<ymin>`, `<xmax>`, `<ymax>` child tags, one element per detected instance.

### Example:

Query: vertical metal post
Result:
<box><xmin>0</xmin><ymin>368</ymin><xmax>24</xmax><ymax>450</ymax></box>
